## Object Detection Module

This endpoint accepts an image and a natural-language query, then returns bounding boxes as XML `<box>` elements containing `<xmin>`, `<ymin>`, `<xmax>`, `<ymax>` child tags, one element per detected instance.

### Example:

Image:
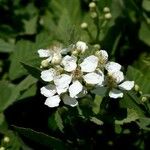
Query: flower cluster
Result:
<box><xmin>38</xmin><ymin>41</ymin><xmax>134</xmax><ymax>108</ymax></box>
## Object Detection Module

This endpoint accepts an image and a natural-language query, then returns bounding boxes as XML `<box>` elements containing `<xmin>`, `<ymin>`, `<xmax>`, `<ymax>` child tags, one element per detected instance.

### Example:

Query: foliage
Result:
<box><xmin>0</xmin><ymin>0</ymin><xmax>150</xmax><ymax>149</ymax></box>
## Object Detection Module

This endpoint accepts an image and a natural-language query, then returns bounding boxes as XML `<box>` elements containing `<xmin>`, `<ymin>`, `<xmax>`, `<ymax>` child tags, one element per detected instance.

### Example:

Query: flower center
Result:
<box><xmin>106</xmin><ymin>74</ymin><xmax>117</xmax><ymax>88</ymax></box>
<box><xmin>72</xmin><ymin>68</ymin><xmax>83</xmax><ymax>80</ymax></box>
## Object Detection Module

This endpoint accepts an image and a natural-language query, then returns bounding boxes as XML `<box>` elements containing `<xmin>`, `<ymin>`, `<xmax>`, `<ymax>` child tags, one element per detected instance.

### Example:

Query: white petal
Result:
<box><xmin>109</xmin><ymin>89</ymin><xmax>123</xmax><ymax>99</ymax></box>
<box><xmin>63</xmin><ymin>94</ymin><xmax>78</xmax><ymax>107</ymax></box>
<box><xmin>83</xmin><ymin>72</ymin><xmax>104</xmax><ymax>85</ymax></box>
<box><xmin>76</xmin><ymin>88</ymin><xmax>87</xmax><ymax>98</ymax></box>
<box><xmin>76</xmin><ymin>41</ymin><xmax>88</xmax><ymax>52</ymax></box>
<box><xmin>109</xmin><ymin>71</ymin><xmax>124</xmax><ymax>84</ymax></box>
<box><xmin>80</xmin><ymin>55</ymin><xmax>98</xmax><ymax>72</ymax></box>
<box><xmin>69</xmin><ymin>80</ymin><xmax>83</xmax><ymax>98</ymax></box>
<box><xmin>56</xmin><ymin>85</ymin><xmax>69</xmax><ymax>95</ymax></box>
<box><xmin>119</xmin><ymin>81</ymin><xmax>134</xmax><ymax>90</ymax></box>
<box><xmin>54</xmin><ymin>74</ymin><xmax>72</xmax><ymax>95</ymax></box>
<box><xmin>44</xmin><ymin>95</ymin><xmax>61</xmax><ymax>107</ymax></box>
<box><xmin>37</xmin><ymin>49</ymin><xmax>52</xmax><ymax>57</ymax></box>
<box><xmin>98</xmin><ymin>50</ymin><xmax>108</xmax><ymax>62</ymax></box>
<box><xmin>40</xmin><ymin>84</ymin><xmax>56</xmax><ymax>97</ymax></box>
<box><xmin>61</xmin><ymin>55</ymin><xmax>77</xmax><ymax>72</ymax></box>
<box><xmin>105</xmin><ymin>61</ymin><xmax>121</xmax><ymax>72</ymax></box>
<box><xmin>41</xmin><ymin>68</ymin><xmax>56</xmax><ymax>82</ymax></box>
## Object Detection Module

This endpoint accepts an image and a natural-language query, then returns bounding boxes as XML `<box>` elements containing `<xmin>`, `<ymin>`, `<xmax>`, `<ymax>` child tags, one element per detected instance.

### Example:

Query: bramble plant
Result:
<box><xmin>0</xmin><ymin>0</ymin><xmax>150</xmax><ymax>149</ymax></box>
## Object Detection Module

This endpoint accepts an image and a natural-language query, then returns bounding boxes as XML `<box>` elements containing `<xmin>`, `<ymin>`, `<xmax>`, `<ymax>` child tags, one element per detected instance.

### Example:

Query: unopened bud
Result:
<box><xmin>72</xmin><ymin>50</ymin><xmax>79</xmax><ymax>56</ymax></box>
<box><xmin>3</xmin><ymin>136</ymin><xmax>10</xmax><ymax>143</ymax></box>
<box><xmin>139</xmin><ymin>91</ymin><xmax>143</xmax><ymax>95</ymax></box>
<box><xmin>134</xmin><ymin>84</ymin><xmax>139</xmax><ymax>92</ymax></box>
<box><xmin>0</xmin><ymin>147</ymin><xmax>5</xmax><ymax>150</ymax></box>
<box><xmin>94</xmin><ymin>44</ymin><xmax>101</xmax><ymax>49</ymax></box>
<box><xmin>103</xmin><ymin>7</ymin><xmax>110</xmax><ymax>13</ymax></box>
<box><xmin>90</xmin><ymin>12</ymin><xmax>97</xmax><ymax>18</ymax></box>
<box><xmin>141</xmin><ymin>96</ymin><xmax>147</xmax><ymax>102</ymax></box>
<box><xmin>41</xmin><ymin>59</ymin><xmax>49</xmax><ymax>68</ymax></box>
<box><xmin>104</xmin><ymin>13</ymin><xmax>112</xmax><ymax>19</ymax></box>
<box><xmin>81</xmin><ymin>22</ymin><xmax>88</xmax><ymax>29</ymax></box>
<box><xmin>76</xmin><ymin>41</ymin><xmax>88</xmax><ymax>53</ymax></box>
<box><xmin>89</xmin><ymin>2</ymin><xmax>96</xmax><ymax>9</ymax></box>
<box><xmin>51</xmin><ymin>53</ymin><xmax>62</xmax><ymax>65</ymax></box>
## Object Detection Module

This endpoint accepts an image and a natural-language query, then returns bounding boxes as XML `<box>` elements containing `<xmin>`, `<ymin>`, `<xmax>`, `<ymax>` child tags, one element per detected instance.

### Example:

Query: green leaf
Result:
<box><xmin>126</xmin><ymin>66</ymin><xmax>150</xmax><ymax>93</ymax></box>
<box><xmin>137</xmin><ymin>117</ymin><xmax>150</xmax><ymax>131</ymax></box>
<box><xmin>139</xmin><ymin>21</ymin><xmax>150</xmax><ymax>46</ymax></box>
<box><xmin>21</xmin><ymin>62</ymin><xmax>41</xmax><ymax>79</ymax></box>
<box><xmin>0</xmin><ymin>76</ymin><xmax>37</xmax><ymax>111</ymax></box>
<box><xmin>115</xmin><ymin>108</ymin><xmax>139</xmax><ymax>125</ymax></box>
<box><xmin>55</xmin><ymin>109</ymin><xmax>64</xmax><ymax>132</ymax></box>
<box><xmin>9</xmin><ymin>40</ymin><xmax>40</xmax><ymax>80</ymax></box>
<box><xmin>142</xmin><ymin>0</ymin><xmax>150</xmax><ymax>11</ymax></box>
<box><xmin>0</xmin><ymin>39</ymin><xmax>14</xmax><ymax>53</ymax></box>
<box><xmin>13</xmin><ymin>126</ymin><xmax>69</xmax><ymax>150</ymax></box>
<box><xmin>0</xmin><ymin>81</ymin><xmax>16</xmax><ymax>112</ymax></box>
<box><xmin>120</xmin><ymin>92</ymin><xmax>145</xmax><ymax>117</ymax></box>
<box><xmin>18</xmin><ymin>84</ymin><xmax>37</xmax><ymax>100</ymax></box>
<box><xmin>23</xmin><ymin>15</ymin><xmax>38</xmax><ymax>35</ymax></box>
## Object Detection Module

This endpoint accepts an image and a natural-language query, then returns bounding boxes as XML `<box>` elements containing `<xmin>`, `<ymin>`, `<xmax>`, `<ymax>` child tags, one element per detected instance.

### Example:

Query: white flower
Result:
<box><xmin>107</xmin><ymin>71</ymin><xmax>134</xmax><ymax>99</ymax></box>
<box><xmin>41</xmin><ymin>68</ymin><xmax>56</xmax><ymax>82</ymax></box>
<box><xmin>38</xmin><ymin>49</ymin><xmax>52</xmax><ymax>58</ymax></box>
<box><xmin>40</xmin><ymin>84</ymin><xmax>56</xmax><ymax>97</ymax></box>
<box><xmin>54</xmin><ymin>74</ymin><xmax>72</xmax><ymax>95</ymax></box>
<box><xmin>69</xmin><ymin>80</ymin><xmax>83</xmax><ymax>98</ymax></box>
<box><xmin>44</xmin><ymin>95</ymin><xmax>61</xmax><ymax>107</ymax></box>
<box><xmin>38</xmin><ymin>47</ymin><xmax>63</xmax><ymax>64</ymax></box>
<box><xmin>76</xmin><ymin>41</ymin><xmax>88</xmax><ymax>53</ymax></box>
<box><xmin>83</xmin><ymin>70</ymin><xmax>104</xmax><ymax>85</ymax></box>
<box><xmin>61</xmin><ymin>55</ymin><xmax>77</xmax><ymax>72</ymax></box>
<box><xmin>105</xmin><ymin>61</ymin><xmax>121</xmax><ymax>72</ymax></box>
<box><xmin>80</xmin><ymin>55</ymin><xmax>99</xmax><ymax>72</ymax></box>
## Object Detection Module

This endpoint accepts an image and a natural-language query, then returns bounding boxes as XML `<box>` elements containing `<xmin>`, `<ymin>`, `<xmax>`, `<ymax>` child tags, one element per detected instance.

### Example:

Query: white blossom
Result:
<box><xmin>80</xmin><ymin>55</ymin><xmax>99</xmax><ymax>72</ymax></box>
<box><xmin>44</xmin><ymin>95</ymin><xmax>61</xmax><ymax>107</ymax></box>
<box><xmin>41</xmin><ymin>68</ymin><xmax>56</xmax><ymax>82</ymax></box>
<box><xmin>105</xmin><ymin>61</ymin><xmax>121</xmax><ymax>72</ymax></box>
<box><xmin>107</xmin><ymin>70</ymin><xmax>134</xmax><ymax>99</ymax></box>
<box><xmin>76</xmin><ymin>41</ymin><xmax>88</xmax><ymax>53</ymax></box>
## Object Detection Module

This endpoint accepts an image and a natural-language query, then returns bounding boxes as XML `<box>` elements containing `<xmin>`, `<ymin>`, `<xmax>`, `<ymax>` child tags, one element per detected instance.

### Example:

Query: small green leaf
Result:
<box><xmin>23</xmin><ymin>15</ymin><xmax>38</xmax><ymax>35</ymax></box>
<box><xmin>137</xmin><ymin>117</ymin><xmax>150</xmax><ymax>131</ymax></box>
<box><xmin>21</xmin><ymin>62</ymin><xmax>41</xmax><ymax>79</ymax></box>
<box><xmin>115</xmin><ymin>108</ymin><xmax>139</xmax><ymax>125</ymax></box>
<box><xmin>9</xmin><ymin>40</ymin><xmax>40</xmax><ymax>80</ymax></box>
<box><xmin>139</xmin><ymin>22</ymin><xmax>150</xmax><ymax>46</ymax></box>
<box><xmin>13</xmin><ymin>126</ymin><xmax>69</xmax><ymax>150</ymax></box>
<box><xmin>0</xmin><ymin>39</ymin><xmax>14</xmax><ymax>53</ymax></box>
<box><xmin>55</xmin><ymin>109</ymin><xmax>64</xmax><ymax>132</ymax></box>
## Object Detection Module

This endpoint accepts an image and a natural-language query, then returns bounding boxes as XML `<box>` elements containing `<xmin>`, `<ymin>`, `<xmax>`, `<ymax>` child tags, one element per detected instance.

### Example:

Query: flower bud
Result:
<box><xmin>90</xmin><ymin>12</ymin><xmax>98</xmax><ymax>18</ymax></box>
<box><xmin>51</xmin><ymin>53</ymin><xmax>62</xmax><ymax>65</ymax></box>
<box><xmin>141</xmin><ymin>96</ymin><xmax>147</xmax><ymax>102</ymax></box>
<box><xmin>3</xmin><ymin>136</ymin><xmax>10</xmax><ymax>143</ymax></box>
<box><xmin>89</xmin><ymin>2</ymin><xmax>96</xmax><ymax>9</ymax></box>
<box><xmin>76</xmin><ymin>41</ymin><xmax>88</xmax><ymax>53</ymax></box>
<box><xmin>94</xmin><ymin>44</ymin><xmax>101</xmax><ymax>49</ymax></box>
<box><xmin>134</xmin><ymin>84</ymin><xmax>139</xmax><ymax>92</ymax></box>
<box><xmin>80</xmin><ymin>22</ymin><xmax>88</xmax><ymax>29</ymax></box>
<box><xmin>104</xmin><ymin>13</ymin><xmax>112</xmax><ymax>19</ymax></box>
<box><xmin>41</xmin><ymin>59</ymin><xmax>49</xmax><ymax>68</ymax></box>
<box><xmin>0</xmin><ymin>147</ymin><xmax>5</xmax><ymax>150</ymax></box>
<box><xmin>103</xmin><ymin>7</ymin><xmax>110</xmax><ymax>13</ymax></box>
<box><xmin>72</xmin><ymin>50</ymin><xmax>79</xmax><ymax>56</ymax></box>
